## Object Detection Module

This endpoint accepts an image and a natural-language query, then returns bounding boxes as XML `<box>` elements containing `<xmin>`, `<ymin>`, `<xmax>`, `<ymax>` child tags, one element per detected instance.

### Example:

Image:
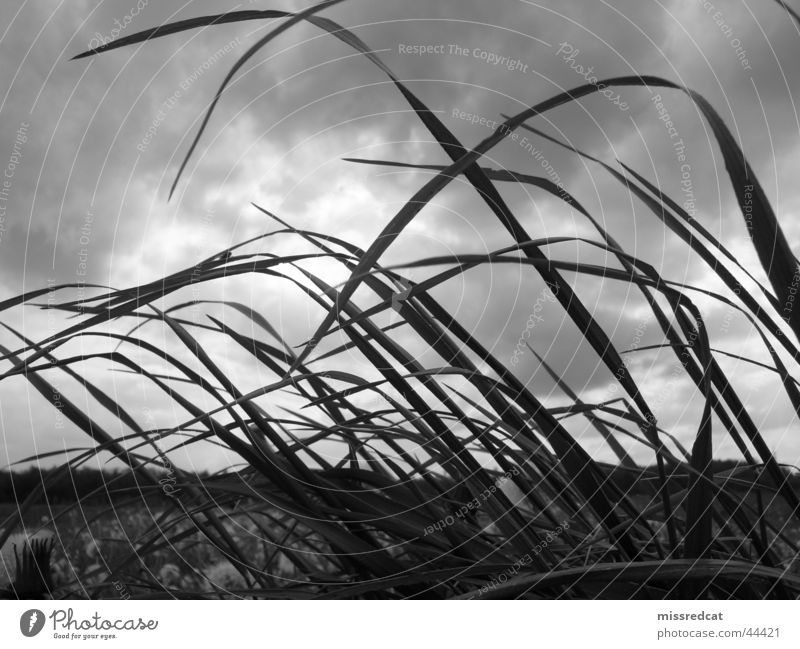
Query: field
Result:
<box><xmin>2</xmin><ymin>503</ymin><xmax>299</xmax><ymax>598</ymax></box>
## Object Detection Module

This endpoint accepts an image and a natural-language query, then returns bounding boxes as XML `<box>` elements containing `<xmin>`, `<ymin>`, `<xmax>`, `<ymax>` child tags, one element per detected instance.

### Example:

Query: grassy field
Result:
<box><xmin>2</xmin><ymin>502</ymin><xmax>303</xmax><ymax>598</ymax></box>
<box><xmin>2</xmin><ymin>1</ymin><xmax>800</xmax><ymax>599</ymax></box>
<box><xmin>4</xmin><ymin>479</ymin><xmax>800</xmax><ymax>599</ymax></box>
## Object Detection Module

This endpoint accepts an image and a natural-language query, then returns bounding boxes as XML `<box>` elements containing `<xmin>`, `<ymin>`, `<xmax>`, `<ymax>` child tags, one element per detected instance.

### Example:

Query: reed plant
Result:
<box><xmin>1</xmin><ymin>1</ymin><xmax>800</xmax><ymax>598</ymax></box>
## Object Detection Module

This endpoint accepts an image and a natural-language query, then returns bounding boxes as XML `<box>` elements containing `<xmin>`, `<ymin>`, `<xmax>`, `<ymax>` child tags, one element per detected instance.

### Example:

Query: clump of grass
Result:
<box><xmin>2</xmin><ymin>2</ymin><xmax>800</xmax><ymax>598</ymax></box>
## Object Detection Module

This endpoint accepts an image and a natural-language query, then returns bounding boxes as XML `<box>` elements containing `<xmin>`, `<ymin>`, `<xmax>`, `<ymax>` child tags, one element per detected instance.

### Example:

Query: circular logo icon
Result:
<box><xmin>20</xmin><ymin>609</ymin><xmax>45</xmax><ymax>637</ymax></box>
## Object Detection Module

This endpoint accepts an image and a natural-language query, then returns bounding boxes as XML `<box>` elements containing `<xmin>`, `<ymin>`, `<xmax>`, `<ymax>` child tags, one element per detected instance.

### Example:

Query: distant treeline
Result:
<box><xmin>601</xmin><ymin>459</ymin><xmax>800</xmax><ymax>494</ymax></box>
<box><xmin>0</xmin><ymin>466</ymin><xmax>210</xmax><ymax>505</ymax></box>
<box><xmin>1</xmin><ymin>460</ymin><xmax>797</xmax><ymax>505</ymax></box>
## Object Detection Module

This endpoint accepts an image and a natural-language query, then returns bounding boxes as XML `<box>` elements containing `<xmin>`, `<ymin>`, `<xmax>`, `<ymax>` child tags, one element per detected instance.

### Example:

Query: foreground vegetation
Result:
<box><xmin>2</xmin><ymin>2</ymin><xmax>800</xmax><ymax>598</ymax></box>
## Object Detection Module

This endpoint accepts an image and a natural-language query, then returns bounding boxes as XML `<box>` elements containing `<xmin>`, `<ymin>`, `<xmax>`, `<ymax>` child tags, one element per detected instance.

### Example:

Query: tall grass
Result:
<box><xmin>2</xmin><ymin>2</ymin><xmax>800</xmax><ymax>598</ymax></box>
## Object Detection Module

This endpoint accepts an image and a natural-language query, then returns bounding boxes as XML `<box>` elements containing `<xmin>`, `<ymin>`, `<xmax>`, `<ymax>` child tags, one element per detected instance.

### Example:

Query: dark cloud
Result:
<box><xmin>1</xmin><ymin>0</ymin><xmax>799</xmax><ymax>468</ymax></box>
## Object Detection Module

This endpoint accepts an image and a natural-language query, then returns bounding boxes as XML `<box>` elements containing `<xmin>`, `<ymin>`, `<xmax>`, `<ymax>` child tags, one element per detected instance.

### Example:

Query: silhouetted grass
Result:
<box><xmin>2</xmin><ymin>2</ymin><xmax>800</xmax><ymax>599</ymax></box>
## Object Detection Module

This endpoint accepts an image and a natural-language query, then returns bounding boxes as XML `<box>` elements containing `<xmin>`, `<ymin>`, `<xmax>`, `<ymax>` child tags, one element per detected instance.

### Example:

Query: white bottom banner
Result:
<box><xmin>1</xmin><ymin>600</ymin><xmax>798</xmax><ymax>648</ymax></box>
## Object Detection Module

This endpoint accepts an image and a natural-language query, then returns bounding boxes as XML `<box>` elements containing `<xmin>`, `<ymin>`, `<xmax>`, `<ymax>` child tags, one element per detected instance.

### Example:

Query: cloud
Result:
<box><xmin>1</xmin><ymin>0</ymin><xmax>799</xmax><ymax>469</ymax></box>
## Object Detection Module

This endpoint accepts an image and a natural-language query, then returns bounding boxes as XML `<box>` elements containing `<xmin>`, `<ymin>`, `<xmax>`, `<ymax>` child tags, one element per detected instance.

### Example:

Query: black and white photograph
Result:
<box><xmin>1</xmin><ymin>0</ymin><xmax>800</xmax><ymax>642</ymax></box>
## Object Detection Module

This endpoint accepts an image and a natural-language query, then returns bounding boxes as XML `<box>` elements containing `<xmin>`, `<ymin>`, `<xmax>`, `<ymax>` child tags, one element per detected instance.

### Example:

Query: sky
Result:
<box><xmin>1</xmin><ymin>0</ymin><xmax>799</xmax><ymax>472</ymax></box>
